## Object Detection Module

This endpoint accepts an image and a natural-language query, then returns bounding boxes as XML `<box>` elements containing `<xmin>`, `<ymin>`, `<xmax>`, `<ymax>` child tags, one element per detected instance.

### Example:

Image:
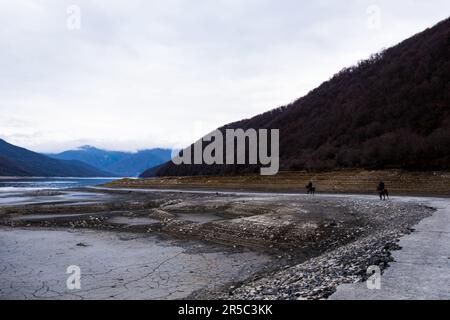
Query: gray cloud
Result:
<box><xmin>1</xmin><ymin>0</ymin><xmax>449</xmax><ymax>152</ymax></box>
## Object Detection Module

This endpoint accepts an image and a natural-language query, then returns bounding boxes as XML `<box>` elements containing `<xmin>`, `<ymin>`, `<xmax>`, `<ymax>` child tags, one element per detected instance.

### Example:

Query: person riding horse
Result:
<box><xmin>306</xmin><ymin>181</ymin><xmax>316</xmax><ymax>195</ymax></box>
<box><xmin>377</xmin><ymin>180</ymin><xmax>389</xmax><ymax>200</ymax></box>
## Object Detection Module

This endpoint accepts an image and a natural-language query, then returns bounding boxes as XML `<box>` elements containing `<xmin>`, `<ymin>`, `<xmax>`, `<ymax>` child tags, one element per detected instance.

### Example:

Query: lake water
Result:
<box><xmin>0</xmin><ymin>178</ymin><xmax>118</xmax><ymax>206</ymax></box>
<box><xmin>0</xmin><ymin>178</ymin><xmax>118</xmax><ymax>193</ymax></box>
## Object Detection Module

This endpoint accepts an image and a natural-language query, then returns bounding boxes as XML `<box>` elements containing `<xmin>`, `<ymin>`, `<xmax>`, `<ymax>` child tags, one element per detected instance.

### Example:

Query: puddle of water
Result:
<box><xmin>0</xmin><ymin>196</ymin><xmax>34</xmax><ymax>205</ymax></box>
<box><xmin>12</xmin><ymin>213</ymin><xmax>96</xmax><ymax>221</ymax></box>
<box><xmin>0</xmin><ymin>192</ymin><xmax>110</xmax><ymax>207</ymax></box>
<box><xmin>107</xmin><ymin>217</ymin><xmax>160</xmax><ymax>226</ymax></box>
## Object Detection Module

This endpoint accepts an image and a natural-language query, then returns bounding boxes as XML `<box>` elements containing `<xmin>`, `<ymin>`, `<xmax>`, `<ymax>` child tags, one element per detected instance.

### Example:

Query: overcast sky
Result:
<box><xmin>0</xmin><ymin>0</ymin><xmax>449</xmax><ymax>152</ymax></box>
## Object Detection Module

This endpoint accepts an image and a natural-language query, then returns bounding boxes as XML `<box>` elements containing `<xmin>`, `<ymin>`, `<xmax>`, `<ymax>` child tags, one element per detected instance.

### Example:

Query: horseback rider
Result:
<box><xmin>377</xmin><ymin>180</ymin><xmax>389</xmax><ymax>200</ymax></box>
<box><xmin>306</xmin><ymin>181</ymin><xmax>316</xmax><ymax>195</ymax></box>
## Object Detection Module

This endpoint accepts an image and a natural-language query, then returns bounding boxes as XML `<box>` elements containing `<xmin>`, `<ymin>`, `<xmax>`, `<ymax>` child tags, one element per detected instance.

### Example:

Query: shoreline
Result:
<box><xmin>91</xmin><ymin>185</ymin><xmax>450</xmax><ymax>200</ymax></box>
<box><xmin>104</xmin><ymin>169</ymin><xmax>450</xmax><ymax>197</ymax></box>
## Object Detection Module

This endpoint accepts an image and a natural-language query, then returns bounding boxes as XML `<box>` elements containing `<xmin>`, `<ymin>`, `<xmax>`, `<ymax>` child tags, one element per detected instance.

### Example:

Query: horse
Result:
<box><xmin>377</xmin><ymin>188</ymin><xmax>389</xmax><ymax>200</ymax></box>
<box><xmin>306</xmin><ymin>185</ymin><xmax>316</xmax><ymax>196</ymax></box>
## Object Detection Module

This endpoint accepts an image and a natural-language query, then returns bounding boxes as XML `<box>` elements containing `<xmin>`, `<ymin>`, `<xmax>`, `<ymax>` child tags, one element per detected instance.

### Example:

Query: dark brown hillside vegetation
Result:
<box><xmin>144</xmin><ymin>18</ymin><xmax>450</xmax><ymax>177</ymax></box>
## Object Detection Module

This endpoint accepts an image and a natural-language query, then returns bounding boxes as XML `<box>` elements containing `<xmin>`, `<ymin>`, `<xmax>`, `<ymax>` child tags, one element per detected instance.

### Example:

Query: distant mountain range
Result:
<box><xmin>145</xmin><ymin>17</ymin><xmax>450</xmax><ymax>177</ymax></box>
<box><xmin>0</xmin><ymin>139</ymin><xmax>113</xmax><ymax>177</ymax></box>
<box><xmin>49</xmin><ymin>146</ymin><xmax>172</xmax><ymax>177</ymax></box>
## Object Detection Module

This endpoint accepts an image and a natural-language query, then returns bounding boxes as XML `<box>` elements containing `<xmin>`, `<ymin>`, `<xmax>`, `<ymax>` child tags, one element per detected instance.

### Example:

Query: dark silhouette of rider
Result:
<box><xmin>378</xmin><ymin>180</ymin><xmax>385</xmax><ymax>191</ymax></box>
<box><xmin>307</xmin><ymin>181</ymin><xmax>313</xmax><ymax>190</ymax></box>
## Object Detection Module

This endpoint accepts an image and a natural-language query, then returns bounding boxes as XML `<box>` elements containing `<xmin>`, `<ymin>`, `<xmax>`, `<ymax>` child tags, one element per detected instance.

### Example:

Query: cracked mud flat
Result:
<box><xmin>0</xmin><ymin>187</ymin><xmax>438</xmax><ymax>300</ymax></box>
<box><xmin>0</xmin><ymin>227</ymin><xmax>271</xmax><ymax>300</ymax></box>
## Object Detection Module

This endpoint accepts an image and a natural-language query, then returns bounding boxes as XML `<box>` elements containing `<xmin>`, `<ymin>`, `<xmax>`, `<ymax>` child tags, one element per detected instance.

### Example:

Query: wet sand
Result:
<box><xmin>0</xmin><ymin>190</ymin><xmax>111</xmax><ymax>206</ymax></box>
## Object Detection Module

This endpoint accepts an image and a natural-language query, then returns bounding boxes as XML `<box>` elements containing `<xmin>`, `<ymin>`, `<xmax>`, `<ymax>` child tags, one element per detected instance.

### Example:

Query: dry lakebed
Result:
<box><xmin>0</xmin><ymin>184</ymin><xmax>444</xmax><ymax>300</ymax></box>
